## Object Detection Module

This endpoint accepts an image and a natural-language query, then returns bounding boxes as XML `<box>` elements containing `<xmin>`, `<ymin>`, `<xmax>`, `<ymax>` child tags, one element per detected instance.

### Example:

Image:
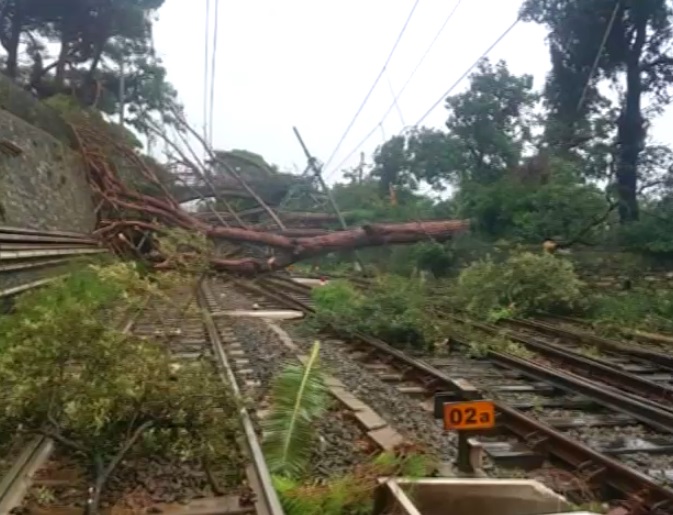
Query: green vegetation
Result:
<box><xmin>590</xmin><ymin>288</ymin><xmax>673</xmax><ymax>335</ymax></box>
<box><xmin>1</xmin><ymin>0</ymin><xmax>181</xmax><ymax>136</ymax></box>
<box><xmin>306</xmin><ymin>277</ymin><xmax>442</xmax><ymax>350</ymax></box>
<box><xmin>263</xmin><ymin>342</ymin><xmax>330</xmax><ymax>477</ymax></box>
<box><xmin>307</xmin><ymin>248</ymin><xmax>673</xmax><ymax>358</ymax></box>
<box><xmin>452</xmin><ymin>252</ymin><xmax>585</xmax><ymax>320</ymax></box>
<box><xmin>293</xmin><ymin>3</ymin><xmax>673</xmax><ymax>279</ymax></box>
<box><xmin>262</xmin><ymin>342</ymin><xmax>434</xmax><ymax>515</ymax></box>
<box><xmin>305</xmin><ymin>252</ymin><xmax>587</xmax><ymax>352</ymax></box>
<box><xmin>0</xmin><ymin>263</ymin><xmax>242</xmax><ymax>514</ymax></box>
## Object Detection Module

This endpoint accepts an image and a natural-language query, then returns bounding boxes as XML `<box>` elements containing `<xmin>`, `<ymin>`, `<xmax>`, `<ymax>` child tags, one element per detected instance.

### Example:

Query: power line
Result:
<box><xmin>203</xmin><ymin>0</ymin><xmax>211</xmax><ymax>144</ymax></box>
<box><xmin>208</xmin><ymin>0</ymin><xmax>220</xmax><ymax>147</ymax></box>
<box><xmin>387</xmin><ymin>74</ymin><xmax>406</xmax><ymax>126</ymax></box>
<box><xmin>576</xmin><ymin>0</ymin><xmax>620</xmax><ymax>113</ymax></box>
<box><xmin>414</xmin><ymin>16</ymin><xmax>520</xmax><ymax>126</ymax></box>
<box><xmin>322</xmin><ymin>0</ymin><xmax>421</xmax><ymax>171</ymax></box>
<box><xmin>329</xmin><ymin>16</ymin><xmax>520</xmax><ymax>177</ymax></box>
<box><xmin>391</xmin><ymin>0</ymin><xmax>463</xmax><ymax>110</ymax></box>
<box><xmin>324</xmin><ymin>0</ymin><xmax>465</xmax><ymax>179</ymax></box>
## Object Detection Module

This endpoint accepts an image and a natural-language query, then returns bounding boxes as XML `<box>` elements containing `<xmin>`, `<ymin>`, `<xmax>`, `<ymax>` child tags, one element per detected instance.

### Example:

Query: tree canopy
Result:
<box><xmin>0</xmin><ymin>0</ymin><xmax>180</xmax><ymax>134</ymax></box>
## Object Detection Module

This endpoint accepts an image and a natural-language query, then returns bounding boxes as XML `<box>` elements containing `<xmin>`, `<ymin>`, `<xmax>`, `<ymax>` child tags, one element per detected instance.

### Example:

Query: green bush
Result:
<box><xmin>308</xmin><ymin>277</ymin><xmax>440</xmax><ymax>349</ymax></box>
<box><xmin>452</xmin><ymin>252</ymin><xmax>585</xmax><ymax>319</ymax></box>
<box><xmin>589</xmin><ymin>288</ymin><xmax>673</xmax><ymax>334</ymax></box>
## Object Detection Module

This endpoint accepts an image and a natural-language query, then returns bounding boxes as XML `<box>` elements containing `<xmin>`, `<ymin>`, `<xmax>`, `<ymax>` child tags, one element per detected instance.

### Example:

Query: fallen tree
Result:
<box><xmin>72</xmin><ymin>117</ymin><xmax>469</xmax><ymax>275</ymax></box>
<box><xmin>168</xmin><ymin>173</ymin><xmax>306</xmax><ymax>204</ymax></box>
<box><xmin>195</xmin><ymin>209</ymin><xmax>356</xmax><ymax>226</ymax></box>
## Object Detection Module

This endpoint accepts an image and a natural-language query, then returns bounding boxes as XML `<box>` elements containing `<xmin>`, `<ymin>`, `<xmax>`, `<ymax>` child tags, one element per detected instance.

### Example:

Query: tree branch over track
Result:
<box><xmin>72</xmin><ymin>117</ymin><xmax>469</xmax><ymax>275</ymax></box>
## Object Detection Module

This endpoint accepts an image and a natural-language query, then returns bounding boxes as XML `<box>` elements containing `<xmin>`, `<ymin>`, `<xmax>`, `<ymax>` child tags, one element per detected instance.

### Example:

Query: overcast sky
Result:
<box><xmin>153</xmin><ymin>0</ymin><xmax>673</xmax><ymax>186</ymax></box>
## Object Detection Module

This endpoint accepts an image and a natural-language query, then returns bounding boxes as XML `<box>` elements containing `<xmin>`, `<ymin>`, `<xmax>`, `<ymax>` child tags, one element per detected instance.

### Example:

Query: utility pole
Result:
<box><xmin>292</xmin><ymin>126</ymin><xmax>364</xmax><ymax>273</ymax></box>
<box><xmin>118</xmin><ymin>58</ymin><xmax>125</xmax><ymax>128</ymax></box>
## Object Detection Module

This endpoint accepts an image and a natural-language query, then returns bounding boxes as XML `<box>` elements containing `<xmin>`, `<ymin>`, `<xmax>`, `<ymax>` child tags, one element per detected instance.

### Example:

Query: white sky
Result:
<box><xmin>153</xmin><ymin>0</ymin><xmax>673</xmax><ymax>186</ymax></box>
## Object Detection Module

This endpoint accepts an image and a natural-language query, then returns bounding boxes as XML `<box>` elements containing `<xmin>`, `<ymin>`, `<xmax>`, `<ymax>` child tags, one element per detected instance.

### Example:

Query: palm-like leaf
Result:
<box><xmin>262</xmin><ymin>341</ymin><xmax>328</xmax><ymax>478</ymax></box>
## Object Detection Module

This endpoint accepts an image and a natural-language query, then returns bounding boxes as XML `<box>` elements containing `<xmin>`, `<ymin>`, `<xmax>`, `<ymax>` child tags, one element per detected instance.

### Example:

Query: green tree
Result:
<box><xmin>0</xmin><ymin>0</ymin><xmax>47</xmax><ymax>78</ymax></box>
<box><xmin>1</xmin><ymin>0</ymin><xmax>178</xmax><ymax>132</ymax></box>
<box><xmin>370</xmin><ymin>135</ymin><xmax>416</xmax><ymax>196</ymax></box>
<box><xmin>522</xmin><ymin>0</ymin><xmax>673</xmax><ymax>222</ymax></box>
<box><xmin>459</xmin><ymin>158</ymin><xmax>608</xmax><ymax>242</ymax></box>
<box><xmin>438</xmin><ymin>59</ymin><xmax>538</xmax><ymax>188</ymax></box>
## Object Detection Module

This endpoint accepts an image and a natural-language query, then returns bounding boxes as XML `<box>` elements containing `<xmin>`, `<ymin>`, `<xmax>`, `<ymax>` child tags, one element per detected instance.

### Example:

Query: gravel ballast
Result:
<box><xmin>280</xmin><ymin>322</ymin><xmax>457</xmax><ymax>466</ymax></box>
<box><xmin>210</xmin><ymin>284</ymin><xmax>376</xmax><ymax>478</ymax></box>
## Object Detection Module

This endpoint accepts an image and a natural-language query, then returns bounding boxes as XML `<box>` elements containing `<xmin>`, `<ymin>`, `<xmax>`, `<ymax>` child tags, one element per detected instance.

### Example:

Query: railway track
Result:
<box><xmin>532</xmin><ymin>313</ymin><xmax>673</xmax><ymax>353</ymax></box>
<box><xmin>0</xmin><ymin>226</ymin><xmax>105</xmax><ymax>300</ymax></box>
<box><xmin>491</xmin><ymin>316</ymin><xmax>673</xmax><ymax>404</ymax></box>
<box><xmin>233</xmin><ymin>273</ymin><xmax>673</xmax><ymax>514</ymax></box>
<box><xmin>0</xmin><ymin>281</ymin><xmax>284</xmax><ymax>514</ymax></box>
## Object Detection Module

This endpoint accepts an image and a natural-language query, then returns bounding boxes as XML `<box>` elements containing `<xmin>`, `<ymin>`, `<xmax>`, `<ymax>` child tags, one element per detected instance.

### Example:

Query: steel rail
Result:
<box><xmin>506</xmin><ymin>318</ymin><xmax>673</xmax><ymax>371</ymax></box>
<box><xmin>0</xmin><ymin>225</ymin><xmax>93</xmax><ymax>239</ymax></box>
<box><xmin>0</xmin><ymin>438</ymin><xmax>53</xmax><ymax>513</ymax></box>
<box><xmin>249</xmin><ymin>275</ymin><xmax>673</xmax><ymax>514</ymax></box>
<box><xmin>199</xmin><ymin>282</ymin><xmax>285</xmax><ymax>515</ymax></box>
<box><xmin>489</xmin><ymin>350</ymin><xmax>673</xmax><ymax>433</ymax></box>
<box><xmin>0</xmin><ymin>248</ymin><xmax>105</xmax><ymax>261</ymax></box>
<box><xmin>0</xmin><ymin>232</ymin><xmax>97</xmax><ymax>245</ymax></box>
<box><xmin>450</xmin><ymin>316</ymin><xmax>673</xmax><ymax>407</ymax></box>
<box><xmin>0</xmin><ymin>276</ymin><xmax>67</xmax><ymax>299</ymax></box>
<box><xmin>0</xmin><ymin>257</ymin><xmax>80</xmax><ymax>274</ymax></box>
<box><xmin>0</xmin><ymin>297</ymin><xmax>143</xmax><ymax>511</ymax></box>
<box><xmin>256</xmin><ymin>275</ymin><xmax>314</xmax><ymax>298</ymax></box>
<box><xmin>349</xmin><ymin>332</ymin><xmax>673</xmax><ymax>513</ymax></box>
<box><xmin>536</xmin><ymin>314</ymin><xmax>673</xmax><ymax>348</ymax></box>
<box><xmin>234</xmin><ymin>278</ymin><xmax>312</xmax><ymax>314</ymax></box>
<box><xmin>0</xmin><ymin>243</ymin><xmax>99</xmax><ymax>251</ymax></box>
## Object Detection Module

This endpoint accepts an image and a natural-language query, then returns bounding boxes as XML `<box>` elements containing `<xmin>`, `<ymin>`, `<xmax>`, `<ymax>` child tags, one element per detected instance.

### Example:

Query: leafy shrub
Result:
<box><xmin>589</xmin><ymin>288</ymin><xmax>673</xmax><ymax>334</ymax></box>
<box><xmin>308</xmin><ymin>277</ymin><xmax>440</xmax><ymax>349</ymax></box>
<box><xmin>274</xmin><ymin>450</ymin><xmax>433</xmax><ymax>515</ymax></box>
<box><xmin>452</xmin><ymin>252</ymin><xmax>584</xmax><ymax>319</ymax></box>
<box><xmin>0</xmin><ymin>263</ymin><xmax>243</xmax><ymax>512</ymax></box>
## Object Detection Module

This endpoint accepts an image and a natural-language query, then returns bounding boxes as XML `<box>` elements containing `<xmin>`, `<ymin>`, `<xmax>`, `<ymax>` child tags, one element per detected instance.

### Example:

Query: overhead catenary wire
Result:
<box><xmin>576</xmin><ymin>0</ymin><xmax>621</xmax><ymax>113</ymax></box>
<box><xmin>414</xmin><ymin>16</ymin><xmax>521</xmax><ymax>126</ymax></box>
<box><xmin>208</xmin><ymin>0</ymin><xmax>220</xmax><ymax>147</ymax></box>
<box><xmin>324</xmin><ymin>0</ymin><xmax>465</xmax><ymax>179</ymax></box>
<box><xmin>328</xmin><ymin>14</ymin><xmax>520</xmax><ymax>178</ymax></box>
<box><xmin>203</xmin><ymin>0</ymin><xmax>211</xmax><ymax>144</ymax></box>
<box><xmin>321</xmin><ymin>0</ymin><xmax>421</xmax><ymax>172</ymax></box>
<box><xmin>387</xmin><ymin>73</ymin><xmax>406</xmax><ymax>127</ymax></box>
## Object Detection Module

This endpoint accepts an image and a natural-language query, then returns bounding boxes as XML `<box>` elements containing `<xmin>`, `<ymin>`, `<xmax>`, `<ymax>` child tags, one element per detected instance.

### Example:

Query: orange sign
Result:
<box><xmin>443</xmin><ymin>400</ymin><xmax>495</xmax><ymax>431</ymax></box>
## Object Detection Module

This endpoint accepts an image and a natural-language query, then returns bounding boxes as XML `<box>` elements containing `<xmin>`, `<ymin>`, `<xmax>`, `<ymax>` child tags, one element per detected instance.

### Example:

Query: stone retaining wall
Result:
<box><xmin>0</xmin><ymin>77</ymin><xmax>96</xmax><ymax>294</ymax></box>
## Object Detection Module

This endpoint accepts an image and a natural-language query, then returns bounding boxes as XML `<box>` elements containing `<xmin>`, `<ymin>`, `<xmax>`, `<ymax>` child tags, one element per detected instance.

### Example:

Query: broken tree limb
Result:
<box><xmin>203</xmin><ymin>220</ymin><xmax>469</xmax><ymax>274</ymax></box>
<box><xmin>70</xmin><ymin>117</ymin><xmax>469</xmax><ymax>276</ymax></box>
<box><xmin>195</xmin><ymin>210</ymin><xmax>356</xmax><ymax>225</ymax></box>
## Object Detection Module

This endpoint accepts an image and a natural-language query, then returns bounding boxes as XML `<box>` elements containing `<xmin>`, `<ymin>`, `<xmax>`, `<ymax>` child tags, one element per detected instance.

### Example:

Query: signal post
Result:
<box><xmin>434</xmin><ymin>385</ymin><xmax>495</xmax><ymax>474</ymax></box>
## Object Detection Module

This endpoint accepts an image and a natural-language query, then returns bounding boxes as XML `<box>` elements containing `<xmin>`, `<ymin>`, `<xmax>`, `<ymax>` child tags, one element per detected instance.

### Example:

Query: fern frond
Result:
<box><xmin>263</xmin><ymin>341</ymin><xmax>328</xmax><ymax>478</ymax></box>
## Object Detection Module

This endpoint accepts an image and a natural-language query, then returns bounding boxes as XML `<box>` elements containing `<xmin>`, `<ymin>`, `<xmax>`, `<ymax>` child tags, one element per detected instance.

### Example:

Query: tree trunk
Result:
<box><xmin>5</xmin><ymin>3</ymin><xmax>24</xmax><ymax>79</ymax></box>
<box><xmin>195</xmin><ymin>210</ymin><xmax>355</xmax><ymax>227</ymax></box>
<box><xmin>201</xmin><ymin>220</ymin><xmax>470</xmax><ymax>274</ymax></box>
<box><xmin>85</xmin><ymin>469</ymin><xmax>105</xmax><ymax>515</ymax></box>
<box><xmin>54</xmin><ymin>35</ymin><xmax>70</xmax><ymax>89</ymax></box>
<box><xmin>615</xmin><ymin>18</ymin><xmax>647</xmax><ymax>223</ymax></box>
